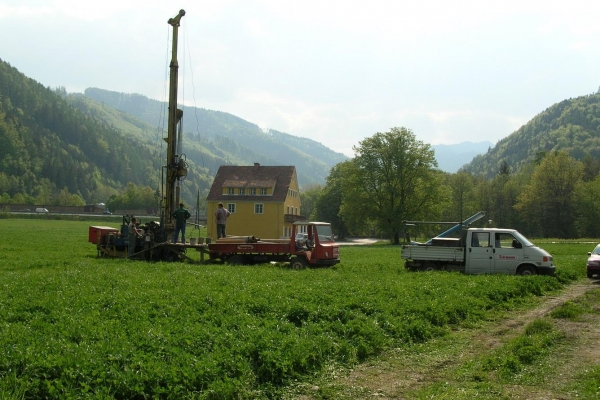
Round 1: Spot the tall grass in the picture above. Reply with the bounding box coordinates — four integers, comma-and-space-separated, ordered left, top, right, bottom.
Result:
0, 219, 586, 398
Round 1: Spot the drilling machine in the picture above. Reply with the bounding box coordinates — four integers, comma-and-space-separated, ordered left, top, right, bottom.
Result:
90, 10, 190, 261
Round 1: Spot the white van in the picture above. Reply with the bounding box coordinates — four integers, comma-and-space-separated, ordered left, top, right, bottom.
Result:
35, 208, 49, 213
402, 228, 555, 275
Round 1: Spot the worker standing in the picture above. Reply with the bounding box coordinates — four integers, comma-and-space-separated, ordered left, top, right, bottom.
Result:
128, 217, 141, 258
215, 202, 231, 239
171, 203, 191, 244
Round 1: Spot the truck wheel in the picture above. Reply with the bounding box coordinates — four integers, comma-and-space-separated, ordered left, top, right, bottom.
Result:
227, 255, 246, 265
290, 258, 307, 270
422, 263, 438, 271
588, 271, 594, 279
518, 265, 537, 276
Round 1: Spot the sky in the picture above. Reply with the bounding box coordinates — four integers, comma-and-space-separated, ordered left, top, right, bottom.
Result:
1, 0, 599, 157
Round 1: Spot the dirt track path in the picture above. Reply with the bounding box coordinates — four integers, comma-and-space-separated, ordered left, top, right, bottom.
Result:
297, 280, 600, 399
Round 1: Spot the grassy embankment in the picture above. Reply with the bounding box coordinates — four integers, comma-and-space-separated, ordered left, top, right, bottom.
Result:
0, 218, 595, 399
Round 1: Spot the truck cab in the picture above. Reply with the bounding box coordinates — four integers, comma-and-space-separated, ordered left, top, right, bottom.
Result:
290, 221, 340, 268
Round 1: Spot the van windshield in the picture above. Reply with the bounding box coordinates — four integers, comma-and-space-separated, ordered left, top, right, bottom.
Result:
513, 231, 534, 247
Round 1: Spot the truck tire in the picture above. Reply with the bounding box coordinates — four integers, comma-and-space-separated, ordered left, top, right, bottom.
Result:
518, 265, 537, 276
290, 257, 308, 270
588, 271, 594, 279
226, 255, 247, 265
422, 262, 438, 272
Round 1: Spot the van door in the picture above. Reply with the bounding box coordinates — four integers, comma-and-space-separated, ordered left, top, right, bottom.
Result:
492, 232, 523, 274
466, 232, 493, 274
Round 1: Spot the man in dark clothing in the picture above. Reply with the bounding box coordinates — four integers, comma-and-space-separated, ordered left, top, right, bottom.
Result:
215, 202, 231, 239
171, 203, 191, 244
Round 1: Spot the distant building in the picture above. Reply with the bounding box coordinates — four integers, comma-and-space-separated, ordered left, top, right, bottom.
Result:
206, 163, 305, 240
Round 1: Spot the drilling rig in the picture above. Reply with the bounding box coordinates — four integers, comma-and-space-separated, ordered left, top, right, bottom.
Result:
89, 9, 194, 262
164, 9, 188, 231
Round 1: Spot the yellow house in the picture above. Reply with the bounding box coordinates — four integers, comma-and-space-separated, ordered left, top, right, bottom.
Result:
206, 163, 305, 240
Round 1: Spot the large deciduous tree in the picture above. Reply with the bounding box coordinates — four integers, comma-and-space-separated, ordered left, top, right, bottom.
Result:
341, 127, 441, 244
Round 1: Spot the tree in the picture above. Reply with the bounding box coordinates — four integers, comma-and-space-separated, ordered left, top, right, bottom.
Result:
54, 186, 85, 206
445, 172, 477, 222
341, 127, 442, 244
11, 193, 27, 205
488, 173, 521, 229
574, 173, 600, 237
314, 163, 349, 240
299, 184, 322, 220
515, 151, 583, 238
498, 160, 511, 176
106, 182, 158, 211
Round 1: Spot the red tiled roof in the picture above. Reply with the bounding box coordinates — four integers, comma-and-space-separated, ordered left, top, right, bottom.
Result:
207, 164, 296, 203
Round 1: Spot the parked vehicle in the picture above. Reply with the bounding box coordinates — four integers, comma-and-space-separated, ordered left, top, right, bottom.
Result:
402, 214, 555, 276
208, 221, 340, 268
586, 244, 600, 278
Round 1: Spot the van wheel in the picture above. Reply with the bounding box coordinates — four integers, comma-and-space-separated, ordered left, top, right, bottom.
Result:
518, 265, 537, 276
290, 258, 307, 270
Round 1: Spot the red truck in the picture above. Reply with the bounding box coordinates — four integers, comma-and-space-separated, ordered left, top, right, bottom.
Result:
206, 221, 340, 268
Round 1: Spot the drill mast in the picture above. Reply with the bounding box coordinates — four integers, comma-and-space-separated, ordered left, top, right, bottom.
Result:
164, 9, 187, 223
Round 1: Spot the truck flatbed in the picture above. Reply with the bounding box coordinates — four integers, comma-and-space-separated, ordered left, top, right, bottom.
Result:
401, 244, 465, 262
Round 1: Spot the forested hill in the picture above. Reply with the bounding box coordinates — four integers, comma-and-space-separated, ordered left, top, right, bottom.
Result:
0, 59, 346, 206
461, 93, 600, 178
82, 88, 348, 186
0, 59, 178, 205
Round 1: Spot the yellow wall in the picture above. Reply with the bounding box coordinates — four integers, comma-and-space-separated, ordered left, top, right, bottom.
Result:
206, 171, 302, 240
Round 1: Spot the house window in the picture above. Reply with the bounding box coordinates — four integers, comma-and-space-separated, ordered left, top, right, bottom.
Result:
227, 203, 236, 213
227, 188, 234, 195
249, 188, 256, 195
239, 188, 245, 195
260, 188, 267, 195
286, 205, 290, 214
254, 203, 264, 214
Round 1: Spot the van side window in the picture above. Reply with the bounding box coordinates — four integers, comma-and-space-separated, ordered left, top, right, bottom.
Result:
496, 233, 518, 248
472, 232, 490, 247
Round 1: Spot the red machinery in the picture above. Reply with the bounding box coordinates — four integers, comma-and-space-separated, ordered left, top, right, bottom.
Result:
206, 222, 340, 268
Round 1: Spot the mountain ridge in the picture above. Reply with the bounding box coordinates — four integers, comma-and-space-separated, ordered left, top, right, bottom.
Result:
82, 87, 348, 186
460, 93, 600, 178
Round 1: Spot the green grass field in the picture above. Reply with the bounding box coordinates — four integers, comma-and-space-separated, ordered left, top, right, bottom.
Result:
0, 218, 591, 399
